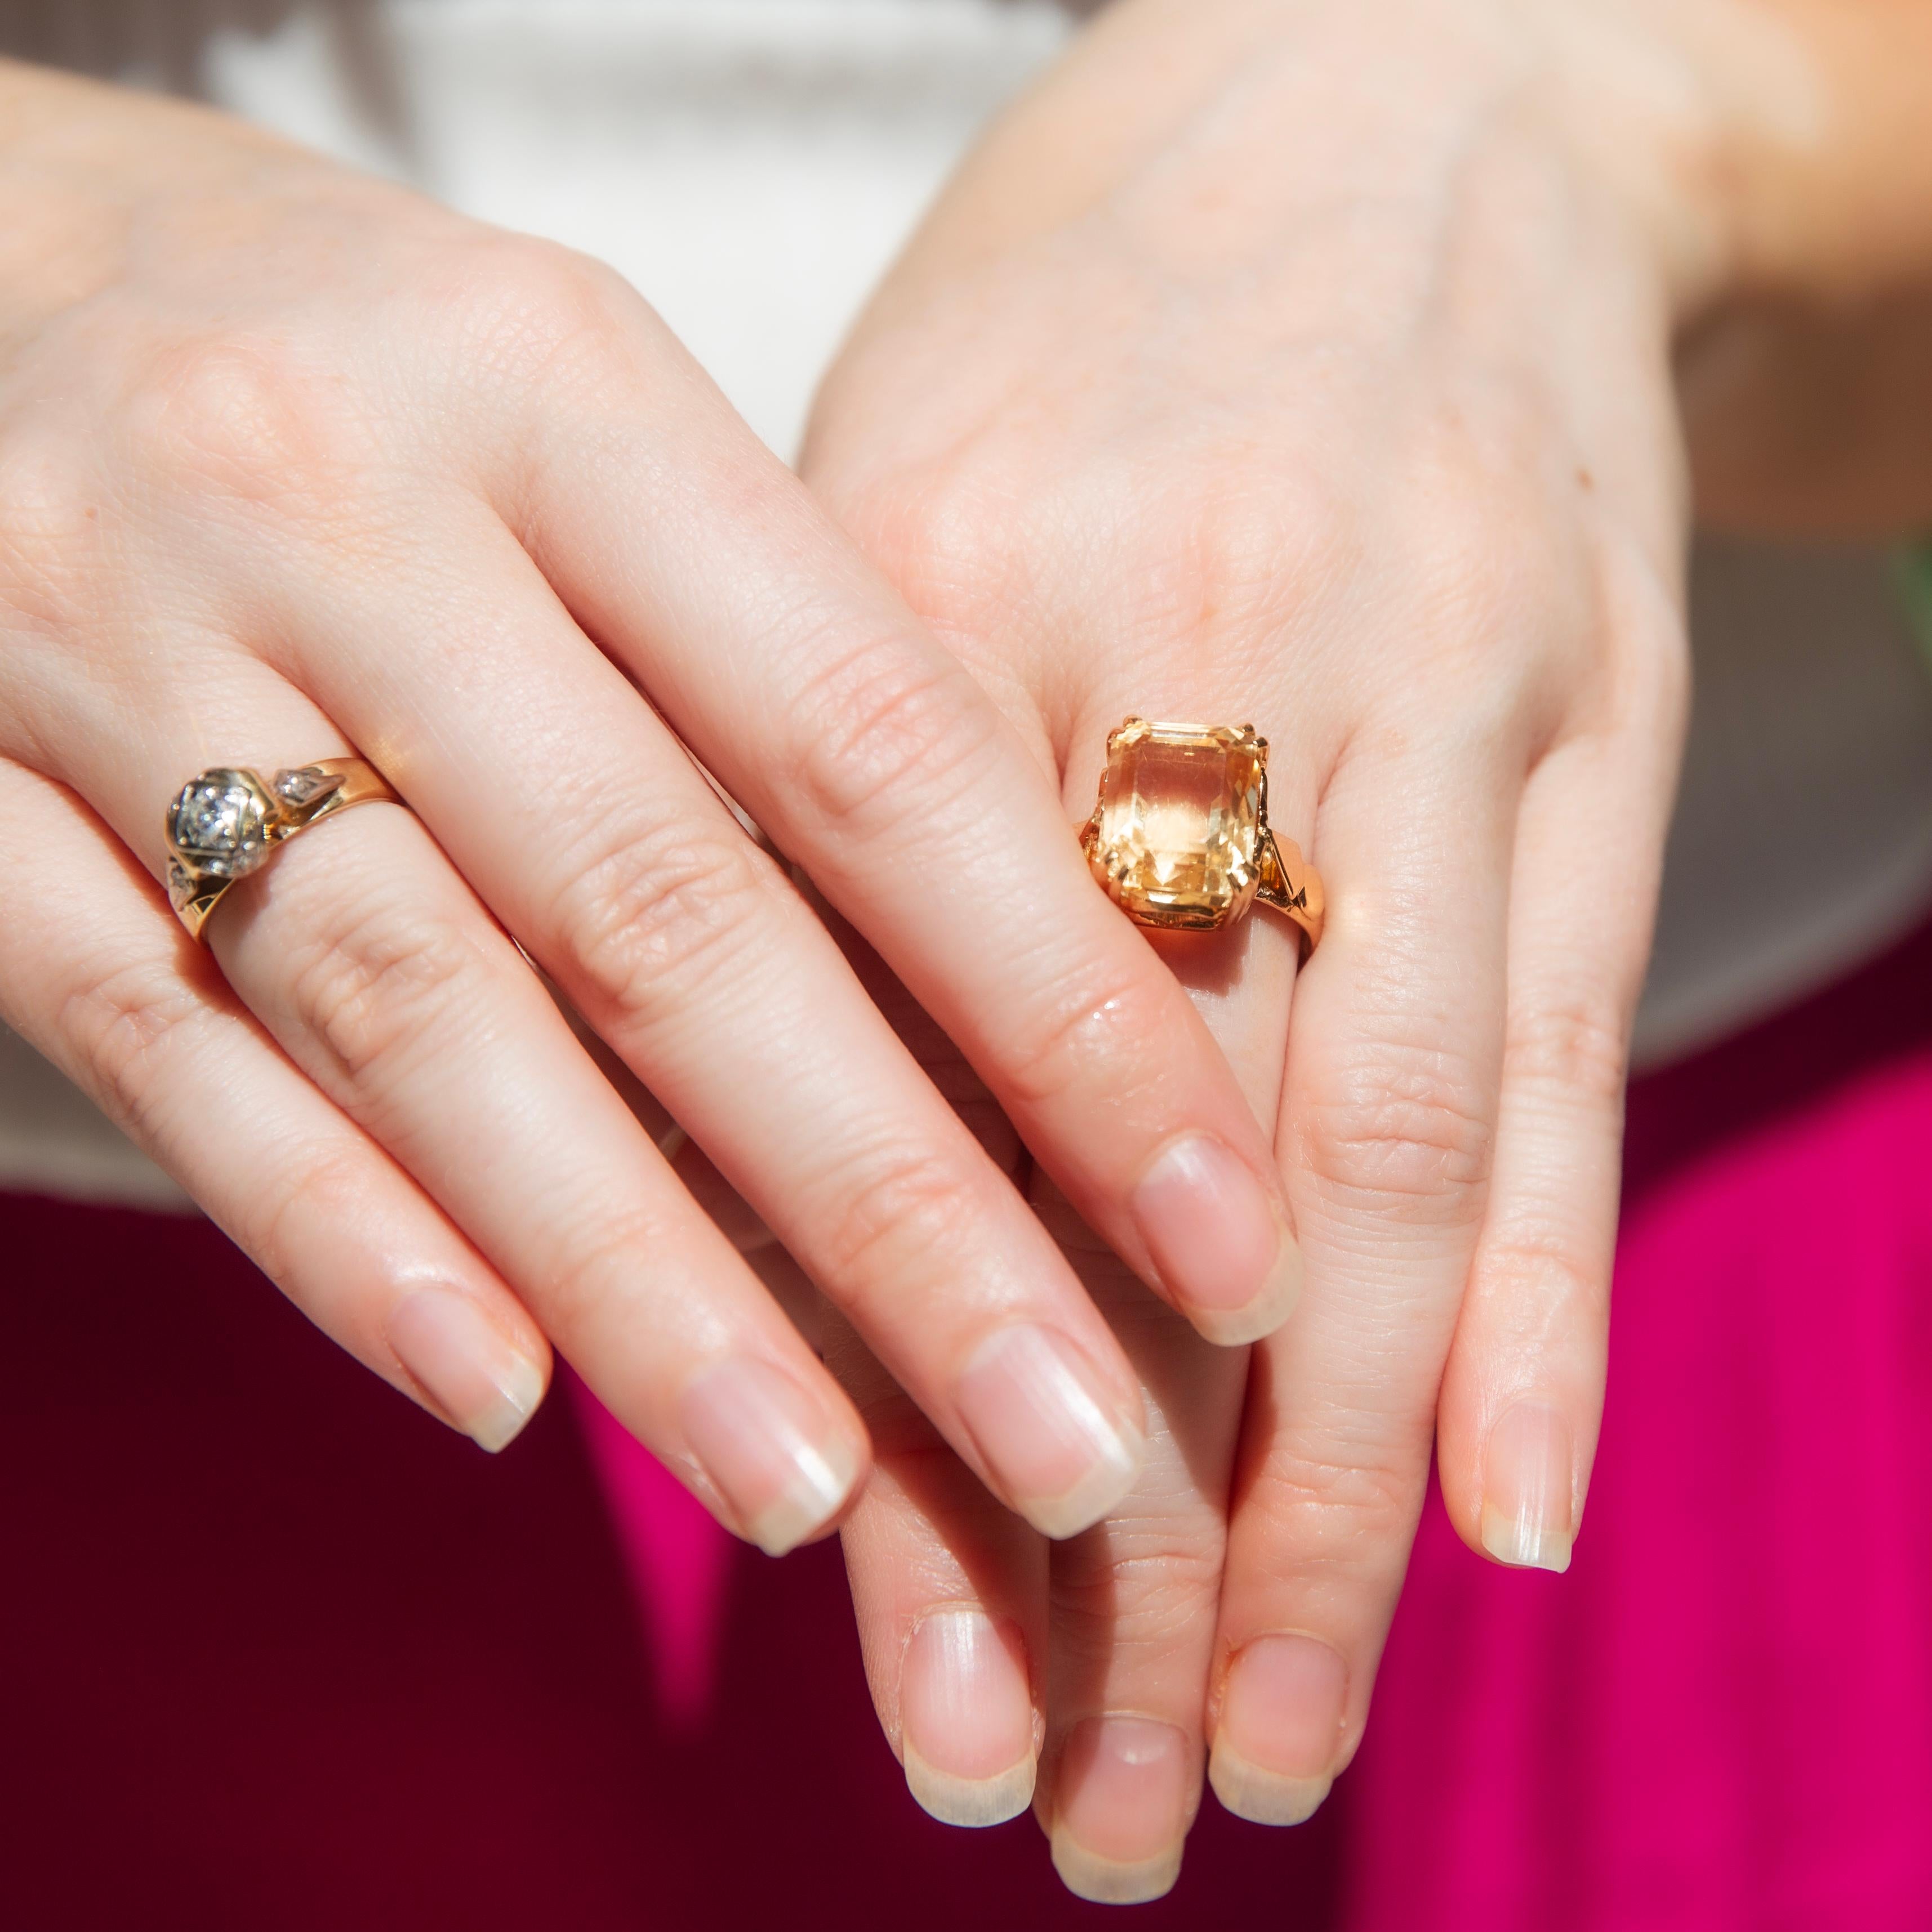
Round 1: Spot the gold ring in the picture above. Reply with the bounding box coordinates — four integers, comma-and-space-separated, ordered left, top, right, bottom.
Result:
1080, 718, 1324, 958
165, 756, 400, 942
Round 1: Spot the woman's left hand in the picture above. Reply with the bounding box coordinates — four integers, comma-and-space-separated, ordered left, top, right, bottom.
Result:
798, 0, 1730, 1896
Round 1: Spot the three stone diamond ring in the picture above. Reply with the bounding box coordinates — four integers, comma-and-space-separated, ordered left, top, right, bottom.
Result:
1081, 719, 1324, 959
164, 757, 400, 941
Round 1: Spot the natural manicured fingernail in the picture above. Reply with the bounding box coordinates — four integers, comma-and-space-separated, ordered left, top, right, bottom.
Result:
900, 1607, 1036, 1827
1132, 1134, 1299, 1345
1209, 1632, 1346, 1826
1050, 1715, 1190, 1904
679, 1355, 860, 1557
1480, 1401, 1575, 1573
388, 1285, 545, 1453
952, 1324, 1145, 1538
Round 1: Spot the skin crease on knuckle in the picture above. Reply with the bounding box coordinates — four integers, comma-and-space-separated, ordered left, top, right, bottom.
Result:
779, 623, 1015, 849
541, 807, 787, 1040
428, 229, 680, 431
995, 965, 1187, 1124
1050, 1539, 1231, 1657
1294, 1038, 1495, 1224
56, 954, 223, 1145
812, 1144, 1002, 1328
1239, 1446, 1422, 1578
278, 884, 502, 1103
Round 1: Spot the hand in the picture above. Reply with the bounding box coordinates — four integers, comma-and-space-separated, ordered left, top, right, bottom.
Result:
0, 61, 1303, 1556
802, 0, 1728, 1895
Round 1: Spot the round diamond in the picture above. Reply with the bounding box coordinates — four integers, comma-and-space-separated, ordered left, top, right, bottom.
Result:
168, 771, 270, 877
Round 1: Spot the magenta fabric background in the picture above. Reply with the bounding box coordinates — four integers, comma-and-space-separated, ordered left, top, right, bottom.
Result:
6, 912, 1931, 1925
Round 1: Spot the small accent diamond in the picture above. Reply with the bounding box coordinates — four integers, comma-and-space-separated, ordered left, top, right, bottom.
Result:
273, 766, 334, 808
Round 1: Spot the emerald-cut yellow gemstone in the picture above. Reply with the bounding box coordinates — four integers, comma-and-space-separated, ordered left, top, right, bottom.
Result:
1087, 719, 1267, 929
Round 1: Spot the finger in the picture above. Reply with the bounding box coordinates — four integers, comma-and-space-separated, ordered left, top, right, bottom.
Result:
24, 651, 874, 1559
221, 507, 1150, 1539
823, 929, 1048, 1827
831, 1306, 1049, 1831
1437, 633, 1683, 1569
493, 290, 1302, 1347
1036, 1212, 1245, 1905
1209, 742, 1513, 1827
0, 756, 550, 1452
1040, 749, 1301, 1901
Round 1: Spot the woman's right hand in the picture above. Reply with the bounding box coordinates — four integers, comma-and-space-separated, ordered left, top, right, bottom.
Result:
0, 62, 1301, 1555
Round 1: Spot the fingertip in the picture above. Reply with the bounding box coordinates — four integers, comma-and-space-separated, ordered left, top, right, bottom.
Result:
1133, 1133, 1301, 1346
678, 1354, 869, 1557
1475, 1400, 1577, 1575
1185, 1232, 1302, 1346
950, 1322, 1147, 1538
1208, 1739, 1333, 1827
386, 1283, 549, 1453
905, 1744, 1037, 1829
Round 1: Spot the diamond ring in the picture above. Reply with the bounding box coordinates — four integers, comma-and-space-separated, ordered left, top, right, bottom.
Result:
1080, 719, 1324, 958
164, 756, 400, 941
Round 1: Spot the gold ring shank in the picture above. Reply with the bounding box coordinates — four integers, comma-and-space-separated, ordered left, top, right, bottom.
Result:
1254, 829, 1325, 960
1080, 717, 1324, 960
165, 755, 400, 942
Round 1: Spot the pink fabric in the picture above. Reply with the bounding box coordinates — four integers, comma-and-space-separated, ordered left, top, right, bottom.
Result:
1352, 1048, 1932, 1929
566, 1366, 732, 1731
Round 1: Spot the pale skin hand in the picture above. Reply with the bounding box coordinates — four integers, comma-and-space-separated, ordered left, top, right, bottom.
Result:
802, 0, 1932, 1901
0, 62, 1315, 1559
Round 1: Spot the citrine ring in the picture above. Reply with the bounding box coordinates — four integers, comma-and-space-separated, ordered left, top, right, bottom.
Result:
164, 756, 400, 941
1080, 718, 1324, 959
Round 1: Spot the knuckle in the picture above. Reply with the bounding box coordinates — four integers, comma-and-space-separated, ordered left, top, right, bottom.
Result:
834, 469, 1017, 634
252, 1139, 373, 1281
784, 626, 1003, 837
59, 958, 210, 1132
1052, 1535, 1230, 1651
1475, 1234, 1605, 1331
289, 894, 493, 1096
1507, 996, 1630, 1114
1000, 966, 1183, 1115
1159, 468, 1351, 659
816, 1146, 981, 1303
1247, 1441, 1416, 1569
125, 331, 363, 509
445, 234, 658, 396
1300, 1043, 1493, 1221
547, 812, 777, 1026
533, 1198, 685, 1333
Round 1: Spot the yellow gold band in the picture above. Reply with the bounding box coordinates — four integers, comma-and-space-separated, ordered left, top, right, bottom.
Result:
164, 755, 400, 942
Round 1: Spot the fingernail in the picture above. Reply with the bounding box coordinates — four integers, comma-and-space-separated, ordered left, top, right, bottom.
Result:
1209, 1632, 1346, 1826
388, 1286, 545, 1453
900, 1607, 1036, 1827
679, 1355, 861, 1557
1049, 1715, 1190, 1904
1133, 1135, 1300, 1345
1480, 1401, 1575, 1572
952, 1324, 1145, 1539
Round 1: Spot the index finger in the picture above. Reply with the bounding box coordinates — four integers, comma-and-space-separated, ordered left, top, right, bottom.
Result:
499, 285, 1302, 1350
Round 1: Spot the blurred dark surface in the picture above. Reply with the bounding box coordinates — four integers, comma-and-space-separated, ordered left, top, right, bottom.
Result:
0, 1188, 1342, 1929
